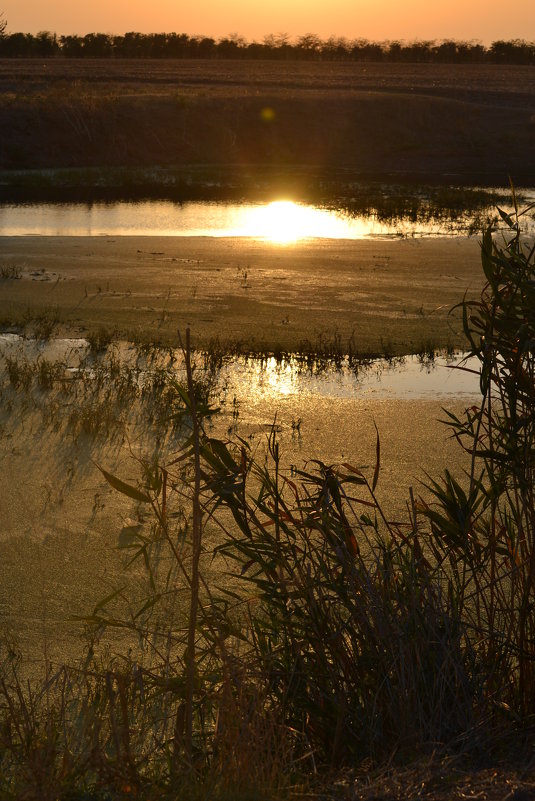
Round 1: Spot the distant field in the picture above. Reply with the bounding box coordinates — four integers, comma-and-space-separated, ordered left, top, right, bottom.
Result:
1, 59, 534, 103
1, 59, 534, 183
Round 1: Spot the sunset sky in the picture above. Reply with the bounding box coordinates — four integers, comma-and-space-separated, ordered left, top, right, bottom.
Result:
2, 0, 534, 43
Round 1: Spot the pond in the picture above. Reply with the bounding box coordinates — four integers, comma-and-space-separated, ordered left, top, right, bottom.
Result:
1, 190, 534, 241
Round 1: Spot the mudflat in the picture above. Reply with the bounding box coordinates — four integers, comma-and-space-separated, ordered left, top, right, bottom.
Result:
0, 234, 483, 354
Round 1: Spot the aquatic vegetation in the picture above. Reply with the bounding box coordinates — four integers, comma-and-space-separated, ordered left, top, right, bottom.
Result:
86, 325, 116, 354
330, 184, 510, 236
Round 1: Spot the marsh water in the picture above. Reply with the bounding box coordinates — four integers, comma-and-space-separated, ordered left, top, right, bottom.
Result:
1, 189, 534, 240
0, 188, 510, 397
0, 333, 480, 401
0, 186, 522, 407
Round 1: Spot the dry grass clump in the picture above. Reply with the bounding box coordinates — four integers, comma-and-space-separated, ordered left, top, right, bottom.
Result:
0, 263, 22, 280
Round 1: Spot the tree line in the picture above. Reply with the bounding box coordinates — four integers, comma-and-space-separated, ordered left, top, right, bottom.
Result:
0, 28, 534, 64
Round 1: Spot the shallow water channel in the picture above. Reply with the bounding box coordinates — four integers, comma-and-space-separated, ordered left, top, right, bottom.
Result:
0, 333, 480, 401
1, 191, 534, 240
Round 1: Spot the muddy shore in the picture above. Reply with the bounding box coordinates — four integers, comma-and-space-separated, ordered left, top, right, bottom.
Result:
0, 234, 483, 355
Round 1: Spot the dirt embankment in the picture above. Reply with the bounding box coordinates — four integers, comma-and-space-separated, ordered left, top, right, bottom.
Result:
1, 60, 534, 183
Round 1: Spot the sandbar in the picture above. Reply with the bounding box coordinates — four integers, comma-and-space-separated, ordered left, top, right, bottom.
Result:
0, 234, 484, 354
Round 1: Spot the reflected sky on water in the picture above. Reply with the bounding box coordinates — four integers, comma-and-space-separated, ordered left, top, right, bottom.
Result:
1, 195, 534, 240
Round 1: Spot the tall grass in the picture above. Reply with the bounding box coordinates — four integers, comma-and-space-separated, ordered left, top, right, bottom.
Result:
434, 193, 535, 716
1, 201, 535, 798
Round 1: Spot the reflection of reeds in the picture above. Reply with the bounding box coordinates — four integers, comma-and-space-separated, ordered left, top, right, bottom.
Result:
0, 341, 196, 442
199, 330, 433, 373
331, 185, 513, 236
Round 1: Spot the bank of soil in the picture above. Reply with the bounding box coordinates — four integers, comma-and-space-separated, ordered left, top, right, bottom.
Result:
0, 60, 534, 183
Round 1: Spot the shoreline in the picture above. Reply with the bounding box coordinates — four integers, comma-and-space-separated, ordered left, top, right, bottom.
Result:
1, 166, 532, 198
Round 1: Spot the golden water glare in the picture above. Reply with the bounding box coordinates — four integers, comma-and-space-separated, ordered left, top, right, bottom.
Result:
235, 200, 366, 243
7, 195, 529, 239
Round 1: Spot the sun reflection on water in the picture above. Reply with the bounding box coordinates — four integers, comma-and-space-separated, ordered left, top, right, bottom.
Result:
235, 200, 365, 243
7, 195, 532, 239
251, 357, 297, 395
219, 352, 481, 404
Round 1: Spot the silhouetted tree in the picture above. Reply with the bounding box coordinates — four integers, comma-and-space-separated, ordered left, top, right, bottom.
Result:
0, 26, 533, 63
490, 39, 535, 64
217, 33, 247, 58
34, 30, 59, 57
351, 39, 385, 61
81, 32, 114, 58
262, 32, 291, 59
194, 36, 216, 57
296, 33, 322, 59
321, 36, 351, 60
59, 34, 83, 57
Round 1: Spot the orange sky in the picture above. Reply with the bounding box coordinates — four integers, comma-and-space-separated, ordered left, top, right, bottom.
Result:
2, 0, 534, 43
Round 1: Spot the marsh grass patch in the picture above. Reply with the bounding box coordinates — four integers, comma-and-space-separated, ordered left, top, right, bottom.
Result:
0, 263, 22, 280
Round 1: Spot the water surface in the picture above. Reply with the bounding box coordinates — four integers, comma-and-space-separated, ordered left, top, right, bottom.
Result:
1, 194, 533, 241
0, 334, 480, 401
